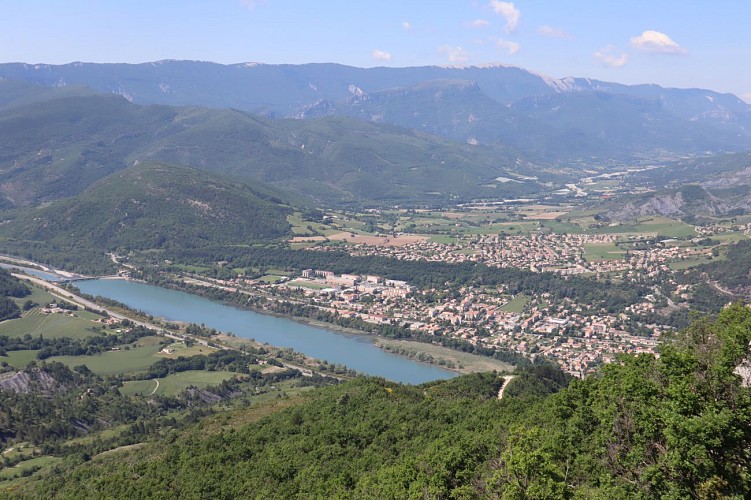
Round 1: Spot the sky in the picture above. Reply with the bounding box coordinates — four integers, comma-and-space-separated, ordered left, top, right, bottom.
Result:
2, 1, 750, 101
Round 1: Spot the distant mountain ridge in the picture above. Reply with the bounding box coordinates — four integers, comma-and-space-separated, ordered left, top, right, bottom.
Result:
0, 80, 543, 208
2, 60, 750, 161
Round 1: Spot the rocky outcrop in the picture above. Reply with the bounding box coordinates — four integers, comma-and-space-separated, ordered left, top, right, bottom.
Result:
0, 367, 63, 395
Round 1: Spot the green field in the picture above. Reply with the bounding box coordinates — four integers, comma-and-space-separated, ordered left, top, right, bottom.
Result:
375, 339, 514, 374
668, 257, 714, 270
287, 280, 330, 290
11, 285, 58, 309
590, 217, 696, 238
2, 350, 41, 369
583, 242, 626, 261
0, 307, 100, 340
500, 294, 530, 314
120, 370, 240, 397
0, 455, 61, 481
46, 336, 166, 375
428, 235, 458, 244
712, 232, 748, 243
258, 275, 287, 284
540, 220, 586, 234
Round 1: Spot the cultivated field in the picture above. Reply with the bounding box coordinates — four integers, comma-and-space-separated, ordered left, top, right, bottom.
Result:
0, 308, 100, 340
47, 336, 166, 375
119, 370, 240, 397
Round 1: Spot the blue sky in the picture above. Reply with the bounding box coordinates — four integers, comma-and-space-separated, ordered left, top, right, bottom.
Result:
3, 1, 750, 100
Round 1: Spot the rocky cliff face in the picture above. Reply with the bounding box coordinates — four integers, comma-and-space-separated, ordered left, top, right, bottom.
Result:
0, 367, 65, 395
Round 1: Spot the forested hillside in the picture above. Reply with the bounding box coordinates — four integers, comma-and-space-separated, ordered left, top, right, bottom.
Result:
0, 164, 292, 273
14, 304, 751, 498
0, 81, 541, 209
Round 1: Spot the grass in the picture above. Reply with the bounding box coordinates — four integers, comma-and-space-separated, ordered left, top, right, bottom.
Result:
156, 341, 215, 359
286, 280, 331, 290
540, 220, 586, 234
589, 217, 696, 238
287, 213, 339, 236
375, 339, 514, 374
428, 235, 458, 244
46, 336, 166, 375
712, 232, 748, 243
0, 307, 100, 340
500, 294, 530, 314
2, 350, 41, 369
668, 257, 713, 270
0, 455, 62, 481
119, 370, 240, 397
258, 275, 287, 284
1, 443, 36, 461
583, 243, 626, 261
12, 285, 57, 308
170, 263, 212, 273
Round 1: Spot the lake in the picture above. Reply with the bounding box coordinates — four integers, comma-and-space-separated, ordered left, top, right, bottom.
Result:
76, 279, 456, 384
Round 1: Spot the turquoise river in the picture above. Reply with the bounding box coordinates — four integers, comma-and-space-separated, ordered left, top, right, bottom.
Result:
76, 279, 456, 384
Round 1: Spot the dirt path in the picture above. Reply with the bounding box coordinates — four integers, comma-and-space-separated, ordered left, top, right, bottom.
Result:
497, 375, 516, 400
150, 379, 160, 396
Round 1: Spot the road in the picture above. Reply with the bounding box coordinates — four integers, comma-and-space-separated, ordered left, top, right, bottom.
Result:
11, 273, 185, 343
13, 272, 330, 378
497, 375, 516, 400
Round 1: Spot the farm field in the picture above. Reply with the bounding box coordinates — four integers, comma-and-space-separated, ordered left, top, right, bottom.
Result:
120, 370, 240, 397
583, 243, 626, 261
156, 341, 216, 359
0, 307, 100, 340
590, 217, 697, 238
2, 350, 41, 369
46, 336, 166, 375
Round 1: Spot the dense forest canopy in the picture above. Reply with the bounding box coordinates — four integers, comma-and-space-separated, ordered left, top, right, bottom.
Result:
13, 304, 750, 498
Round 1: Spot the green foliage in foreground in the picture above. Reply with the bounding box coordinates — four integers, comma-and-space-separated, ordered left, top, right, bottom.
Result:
17, 304, 751, 499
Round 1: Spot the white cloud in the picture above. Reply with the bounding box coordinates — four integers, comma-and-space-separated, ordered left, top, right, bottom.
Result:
402, 21, 412, 31
489, 1, 520, 33
630, 30, 686, 54
741, 92, 751, 104
496, 39, 520, 55
593, 45, 629, 68
371, 49, 392, 62
537, 25, 571, 39
465, 19, 490, 28
438, 45, 470, 63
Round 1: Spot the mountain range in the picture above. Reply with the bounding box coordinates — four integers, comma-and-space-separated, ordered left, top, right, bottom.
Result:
0, 79, 544, 209
2, 60, 750, 161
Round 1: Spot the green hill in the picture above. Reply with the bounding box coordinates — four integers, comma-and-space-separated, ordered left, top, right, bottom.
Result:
12, 304, 751, 499
0, 163, 292, 272
0, 81, 543, 209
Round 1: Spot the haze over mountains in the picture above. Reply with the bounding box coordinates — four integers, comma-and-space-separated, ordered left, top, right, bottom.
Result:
0, 79, 547, 209
2, 60, 750, 163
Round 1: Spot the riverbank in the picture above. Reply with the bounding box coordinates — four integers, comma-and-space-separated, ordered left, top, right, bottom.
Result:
375, 338, 514, 375
75, 278, 457, 383
153, 275, 522, 375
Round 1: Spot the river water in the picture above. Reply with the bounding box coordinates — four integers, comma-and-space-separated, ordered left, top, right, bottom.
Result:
76, 279, 456, 384
1, 263, 63, 281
